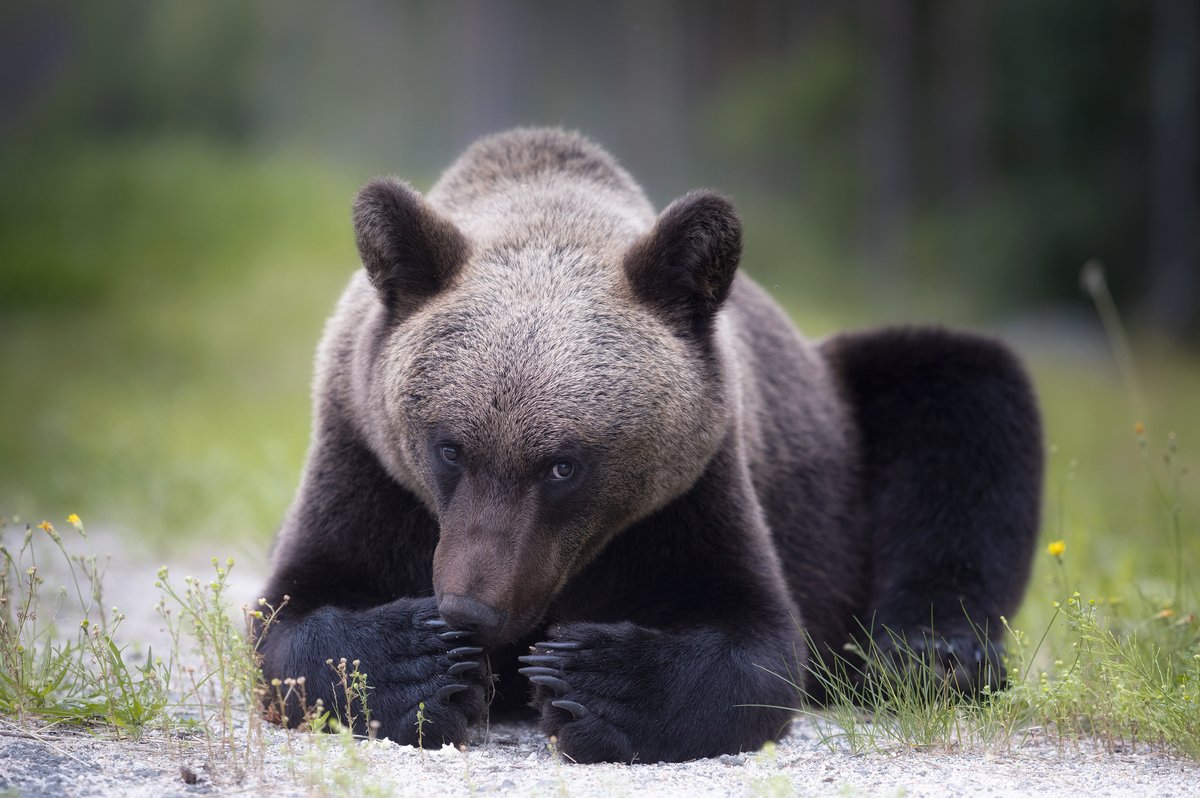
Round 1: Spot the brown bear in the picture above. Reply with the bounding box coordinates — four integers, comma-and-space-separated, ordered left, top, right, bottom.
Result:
257, 128, 1042, 764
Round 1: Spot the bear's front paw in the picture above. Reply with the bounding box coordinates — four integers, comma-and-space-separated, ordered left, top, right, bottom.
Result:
870, 629, 1006, 697
518, 621, 791, 762
519, 622, 649, 763
353, 605, 489, 746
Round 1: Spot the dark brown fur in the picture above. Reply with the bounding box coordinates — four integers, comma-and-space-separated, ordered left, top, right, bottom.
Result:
257, 128, 1042, 763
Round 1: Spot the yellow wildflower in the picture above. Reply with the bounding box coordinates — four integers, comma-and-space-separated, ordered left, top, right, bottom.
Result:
67, 513, 82, 527
1156, 608, 1175, 620
38, 520, 61, 542
1133, 421, 1145, 436
1047, 540, 1066, 558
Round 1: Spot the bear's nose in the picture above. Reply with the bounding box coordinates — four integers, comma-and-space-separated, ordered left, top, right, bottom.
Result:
437, 594, 507, 643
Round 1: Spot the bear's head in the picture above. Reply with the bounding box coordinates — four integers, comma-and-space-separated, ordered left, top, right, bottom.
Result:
351, 174, 742, 644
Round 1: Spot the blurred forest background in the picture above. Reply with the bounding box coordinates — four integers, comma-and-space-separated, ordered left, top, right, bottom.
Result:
0, 1, 1197, 621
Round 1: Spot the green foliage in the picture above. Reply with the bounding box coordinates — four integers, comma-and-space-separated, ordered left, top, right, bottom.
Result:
0, 143, 357, 544
302, 728, 394, 798
4, 1, 1187, 336
1013, 593, 1200, 758
790, 593, 1198, 759
299, 665, 392, 798
7, 1, 260, 145
708, 18, 864, 243
155, 557, 274, 776
790, 624, 1024, 755
0, 516, 168, 729
703, 0, 1170, 319
0, 512, 400, 790
415, 700, 427, 755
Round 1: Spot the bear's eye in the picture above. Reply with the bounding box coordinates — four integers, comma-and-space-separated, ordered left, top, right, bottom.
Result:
549, 461, 575, 481
440, 445, 461, 464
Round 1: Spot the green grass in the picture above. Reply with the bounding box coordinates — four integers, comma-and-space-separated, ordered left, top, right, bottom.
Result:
0, 141, 359, 547
0, 517, 168, 728
0, 516, 238, 734
0, 513, 393, 792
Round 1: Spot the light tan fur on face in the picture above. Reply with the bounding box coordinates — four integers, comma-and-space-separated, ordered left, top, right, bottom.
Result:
360, 130, 731, 527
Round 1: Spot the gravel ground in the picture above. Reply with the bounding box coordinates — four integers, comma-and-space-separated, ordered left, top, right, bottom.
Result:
2, 530, 1197, 797
2, 716, 1198, 798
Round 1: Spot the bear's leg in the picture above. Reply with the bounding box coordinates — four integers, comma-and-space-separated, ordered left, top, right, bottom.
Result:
256, 430, 489, 744
521, 448, 805, 763
820, 327, 1043, 693
521, 619, 800, 763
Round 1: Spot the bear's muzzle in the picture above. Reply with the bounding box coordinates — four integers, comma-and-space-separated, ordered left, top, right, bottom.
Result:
437, 593, 508, 643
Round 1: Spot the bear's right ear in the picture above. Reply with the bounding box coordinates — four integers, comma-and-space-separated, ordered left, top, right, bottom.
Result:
353, 178, 469, 315
624, 190, 742, 334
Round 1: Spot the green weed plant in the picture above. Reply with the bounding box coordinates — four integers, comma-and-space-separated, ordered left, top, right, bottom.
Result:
0, 515, 167, 729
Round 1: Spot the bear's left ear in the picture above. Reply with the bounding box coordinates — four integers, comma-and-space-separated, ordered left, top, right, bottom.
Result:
353, 177, 470, 316
624, 190, 742, 333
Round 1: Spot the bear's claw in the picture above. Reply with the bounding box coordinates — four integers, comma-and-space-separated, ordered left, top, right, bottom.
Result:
517, 654, 564, 667
430, 625, 486, 708
550, 700, 588, 719
447, 661, 480, 676
870, 630, 1006, 696
447, 646, 483, 660
537, 640, 585, 651
528, 674, 570, 695
438, 629, 475, 642
435, 683, 470, 701
517, 666, 560, 679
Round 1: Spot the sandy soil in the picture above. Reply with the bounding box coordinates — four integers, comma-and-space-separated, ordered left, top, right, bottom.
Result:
2, 531, 1197, 797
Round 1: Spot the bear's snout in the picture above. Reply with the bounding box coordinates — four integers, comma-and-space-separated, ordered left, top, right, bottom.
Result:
437, 593, 508, 643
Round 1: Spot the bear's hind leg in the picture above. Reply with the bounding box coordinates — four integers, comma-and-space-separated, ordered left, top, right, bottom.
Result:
821, 327, 1043, 693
